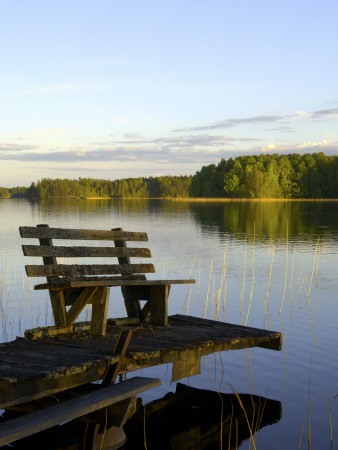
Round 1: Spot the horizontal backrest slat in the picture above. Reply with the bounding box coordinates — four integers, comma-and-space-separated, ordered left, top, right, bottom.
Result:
19, 227, 148, 242
25, 263, 155, 277
22, 245, 151, 258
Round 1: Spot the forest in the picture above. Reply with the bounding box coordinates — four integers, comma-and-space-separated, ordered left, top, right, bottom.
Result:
1, 152, 338, 199
11, 176, 192, 199
189, 152, 338, 198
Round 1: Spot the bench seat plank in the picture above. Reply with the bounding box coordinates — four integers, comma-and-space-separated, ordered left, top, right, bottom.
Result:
35, 279, 196, 290
0, 376, 161, 447
20, 227, 148, 241
22, 245, 151, 258
25, 263, 155, 277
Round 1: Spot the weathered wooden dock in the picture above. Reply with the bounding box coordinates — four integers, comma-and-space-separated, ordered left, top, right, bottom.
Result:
0, 225, 283, 447
0, 314, 281, 410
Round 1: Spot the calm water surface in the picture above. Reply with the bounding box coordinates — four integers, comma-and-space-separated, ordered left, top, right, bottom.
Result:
0, 199, 337, 449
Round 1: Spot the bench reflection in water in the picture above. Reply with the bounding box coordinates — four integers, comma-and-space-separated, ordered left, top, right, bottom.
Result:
2, 383, 281, 449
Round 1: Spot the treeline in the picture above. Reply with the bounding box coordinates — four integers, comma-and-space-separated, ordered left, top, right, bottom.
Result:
0, 186, 27, 198
190, 152, 338, 198
23, 176, 192, 199
3, 152, 338, 200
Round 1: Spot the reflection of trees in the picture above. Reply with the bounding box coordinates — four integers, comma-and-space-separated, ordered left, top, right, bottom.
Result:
188, 200, 338, 243
22, 198, 338, 244
27, 198, 194, 218
124, 383, 282, 449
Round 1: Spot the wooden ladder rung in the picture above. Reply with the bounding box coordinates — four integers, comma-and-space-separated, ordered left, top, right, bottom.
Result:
0, 376, 161, 447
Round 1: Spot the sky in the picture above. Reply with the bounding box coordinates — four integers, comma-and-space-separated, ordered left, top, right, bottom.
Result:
1, 0, 338, 186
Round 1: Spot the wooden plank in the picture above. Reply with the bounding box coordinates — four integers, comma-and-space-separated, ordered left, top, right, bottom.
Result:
0, 377, 161, 446
70, 279, 193, 286
171, 315, 280, 338
90, 287, 109, 335
0, 339, 111, 365
20, 226, 148, 241
33, 275, 148, 290
26, 263, 155, 277
65, 287, 98, 327
0, 359, 111, 409
22, 245, 151, 258
35, 278, 195, 290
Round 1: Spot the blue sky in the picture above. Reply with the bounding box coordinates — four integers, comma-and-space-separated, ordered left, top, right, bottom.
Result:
1, 0, 338, 186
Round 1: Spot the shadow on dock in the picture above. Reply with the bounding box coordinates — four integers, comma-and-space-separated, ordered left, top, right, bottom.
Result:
1, 383, 281, 449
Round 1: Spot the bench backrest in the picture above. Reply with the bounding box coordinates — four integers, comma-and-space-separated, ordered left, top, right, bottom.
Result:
20, 224, 154, 281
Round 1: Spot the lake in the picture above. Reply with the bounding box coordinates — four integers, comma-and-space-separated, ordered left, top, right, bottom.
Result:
1, 198, 337, 448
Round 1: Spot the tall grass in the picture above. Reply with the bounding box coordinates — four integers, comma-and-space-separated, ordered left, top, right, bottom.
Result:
245, 223, 255, 327
280, 219, 288, 315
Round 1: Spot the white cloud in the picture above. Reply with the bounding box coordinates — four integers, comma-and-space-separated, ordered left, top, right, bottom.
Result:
262, 142, 278, 152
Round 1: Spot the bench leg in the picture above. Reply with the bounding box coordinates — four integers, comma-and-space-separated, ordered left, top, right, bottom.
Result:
91, 287, 110, 336
149, 285, 170, 326
50, 291, 67, 327
121, 286, 142, 320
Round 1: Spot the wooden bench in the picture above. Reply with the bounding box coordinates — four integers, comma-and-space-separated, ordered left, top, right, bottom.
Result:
20, 225, 195, 335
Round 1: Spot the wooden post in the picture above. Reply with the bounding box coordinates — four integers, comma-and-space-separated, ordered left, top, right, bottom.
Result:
102, 329, 133, 385
36, 224, 66, 327
149, 285, 170, 325
90, 287, 110, 336
112, 227, 142, 320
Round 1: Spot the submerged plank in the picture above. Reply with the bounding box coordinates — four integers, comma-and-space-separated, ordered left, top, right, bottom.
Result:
0, 376, 161, 447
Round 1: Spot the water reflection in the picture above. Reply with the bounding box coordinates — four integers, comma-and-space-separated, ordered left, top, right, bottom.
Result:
187, 200, 338, 243
22, 198, 338, 244
124, 383, 281, 449
2, 384, 281, 449
1, 198, 337, 448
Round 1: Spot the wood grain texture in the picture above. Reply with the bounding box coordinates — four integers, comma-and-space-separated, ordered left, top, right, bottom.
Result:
20, 226, 148, 241
0, 314, 281, 409
25, 263, 155, 277
149, 285, 169, 326
22, 245, 151, 258
49, 290, 67, 327
113, 226, 142, 320
65, 287, 98, 327
0, 377, 161, 446
90, 287, 109, 336
34, 278, 195, 290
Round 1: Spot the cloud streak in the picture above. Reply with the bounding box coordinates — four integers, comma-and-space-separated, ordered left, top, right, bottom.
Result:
174, 107, 338, 133
173, 115, 286, 132
311, 108, 338, 118
1, 140, 337, 167
102, 134, 261, 147
0, 143, 38, 152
